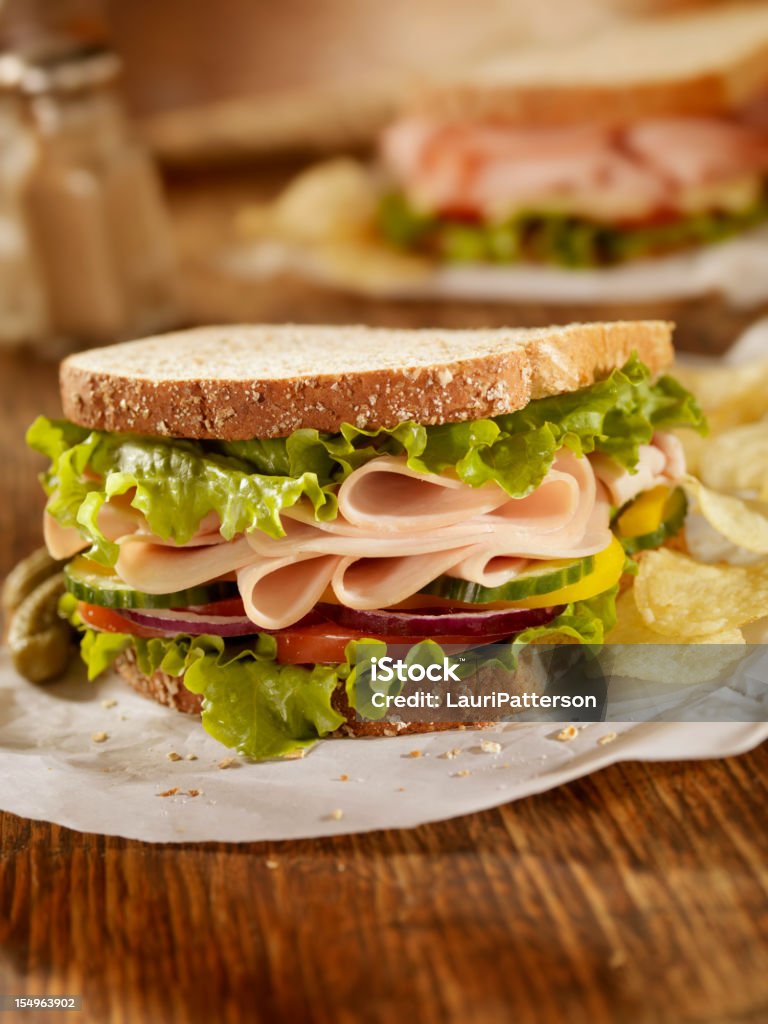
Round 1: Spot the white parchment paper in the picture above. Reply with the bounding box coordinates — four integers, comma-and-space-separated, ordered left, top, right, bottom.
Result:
3, 323, 768, 843
1, 649, 765, 843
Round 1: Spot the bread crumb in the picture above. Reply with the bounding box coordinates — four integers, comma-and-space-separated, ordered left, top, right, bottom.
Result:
166, 751, 182, 762
338, 773, 350, 781
396, 787, 406, 792
598, 732, 618, 746
555, 725, 579, 742
480, 739, 502, 754
453, 769, 472, 778
100, 699, 117, 709
186, 789, 202, 798
329, 808, 344, 821
407, 749, 423, 759
265, 859, 279, 870
440, 748, 462, 760
91, 732, 108, 743
157, 788, 179, 798
218, 757, 238, 769
185, 753, 198, 761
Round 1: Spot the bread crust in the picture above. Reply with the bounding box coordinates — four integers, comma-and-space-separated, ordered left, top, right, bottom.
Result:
410, 68, 768, 129
60, 321, 673, 440
114, 650, 475, 739
407, 4, 768, 126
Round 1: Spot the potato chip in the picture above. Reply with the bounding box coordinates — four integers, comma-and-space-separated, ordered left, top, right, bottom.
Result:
233, 158, 431, 290
697, 422, 768, 500
270, 159, 378, 243
314, 238, 430, 291
684, 476, 768, 553
604, 589, 745, 684
672, 359, 768, 430
684, 510, 767, 566
634, 548, 768, 637
234, 158, 377, 244
607, 588, 743, 645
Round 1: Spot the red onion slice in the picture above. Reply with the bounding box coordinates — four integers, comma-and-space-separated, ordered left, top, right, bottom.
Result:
317, 603, 561, 637
116, 603, 560, 640
119, 607, 261, 637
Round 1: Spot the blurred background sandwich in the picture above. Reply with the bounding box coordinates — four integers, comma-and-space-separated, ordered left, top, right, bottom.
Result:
2, 0, 768, 353
229, 2, 768, 352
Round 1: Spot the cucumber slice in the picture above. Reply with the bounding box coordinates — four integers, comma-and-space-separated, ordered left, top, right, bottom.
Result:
618, 486, 687, 555
420, 554, 594, 605
64, 556, 239, 609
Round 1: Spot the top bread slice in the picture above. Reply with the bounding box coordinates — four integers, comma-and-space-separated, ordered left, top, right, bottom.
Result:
408, 3, 768, 126
60, 321, 673, 440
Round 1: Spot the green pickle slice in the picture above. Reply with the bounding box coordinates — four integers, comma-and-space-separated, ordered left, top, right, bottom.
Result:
420, 554, 594, 605
64, 556, 239, 609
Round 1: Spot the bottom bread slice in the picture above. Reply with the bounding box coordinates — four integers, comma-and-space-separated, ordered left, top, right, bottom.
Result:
113, 649, 477, 739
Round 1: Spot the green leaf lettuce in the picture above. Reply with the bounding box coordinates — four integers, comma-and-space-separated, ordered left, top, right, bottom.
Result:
69, 588, 619, 760
29, 356, 704, 566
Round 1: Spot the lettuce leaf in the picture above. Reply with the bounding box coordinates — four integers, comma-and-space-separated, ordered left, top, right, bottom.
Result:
28, 419, 337, 565
29, 357, 704, 565
71, 586, 617, 759
511, 586, 619, 655
76, 628, 347, 760
378, 190, 768, 266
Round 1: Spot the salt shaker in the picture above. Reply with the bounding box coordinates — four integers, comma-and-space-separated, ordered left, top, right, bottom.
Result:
21, 46, 179, 345
0, 55, 47, 345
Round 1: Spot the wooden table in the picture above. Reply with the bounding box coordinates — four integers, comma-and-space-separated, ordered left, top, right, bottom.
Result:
1, 210, 767, 1024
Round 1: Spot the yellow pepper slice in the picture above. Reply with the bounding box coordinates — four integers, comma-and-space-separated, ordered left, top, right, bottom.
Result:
617, 485, 670, 539
507, 535, 626, 609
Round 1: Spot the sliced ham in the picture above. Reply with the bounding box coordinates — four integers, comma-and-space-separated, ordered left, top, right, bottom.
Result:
245, 514, 484, 558
331, 548, 475, 612
44, 514, 88, 560
625, 118, 768, 189
237, 555, 338, 630
47, 434, 685, 630
116, 536, 255, 594
653, 431, 686, 480
42, 499, 148, 559
447, 482, 611, 587
592, 432, 684, 507
382, 114, 768, 223
236, 449, 612, 622
336, 455, 508, 531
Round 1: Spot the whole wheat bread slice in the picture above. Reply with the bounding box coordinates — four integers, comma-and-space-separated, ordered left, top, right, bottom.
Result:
408, 3, 768, 126
114, 649, 479, 738
60, 321, 673, 440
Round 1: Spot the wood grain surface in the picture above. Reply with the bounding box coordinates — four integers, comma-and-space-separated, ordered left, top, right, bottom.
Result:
0, 207, 766, 1024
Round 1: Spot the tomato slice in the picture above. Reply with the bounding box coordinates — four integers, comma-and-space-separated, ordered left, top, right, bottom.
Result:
273, 623, 514, 665
274, 624, 362, 665
186, 597, 247, 617
78, 602, 170, 638
78, 603, 518, 665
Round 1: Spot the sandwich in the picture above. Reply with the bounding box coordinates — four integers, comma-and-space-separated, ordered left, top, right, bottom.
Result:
379, 4, 768, 268
233, 5, 768, 354
27, 321, 704, 760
